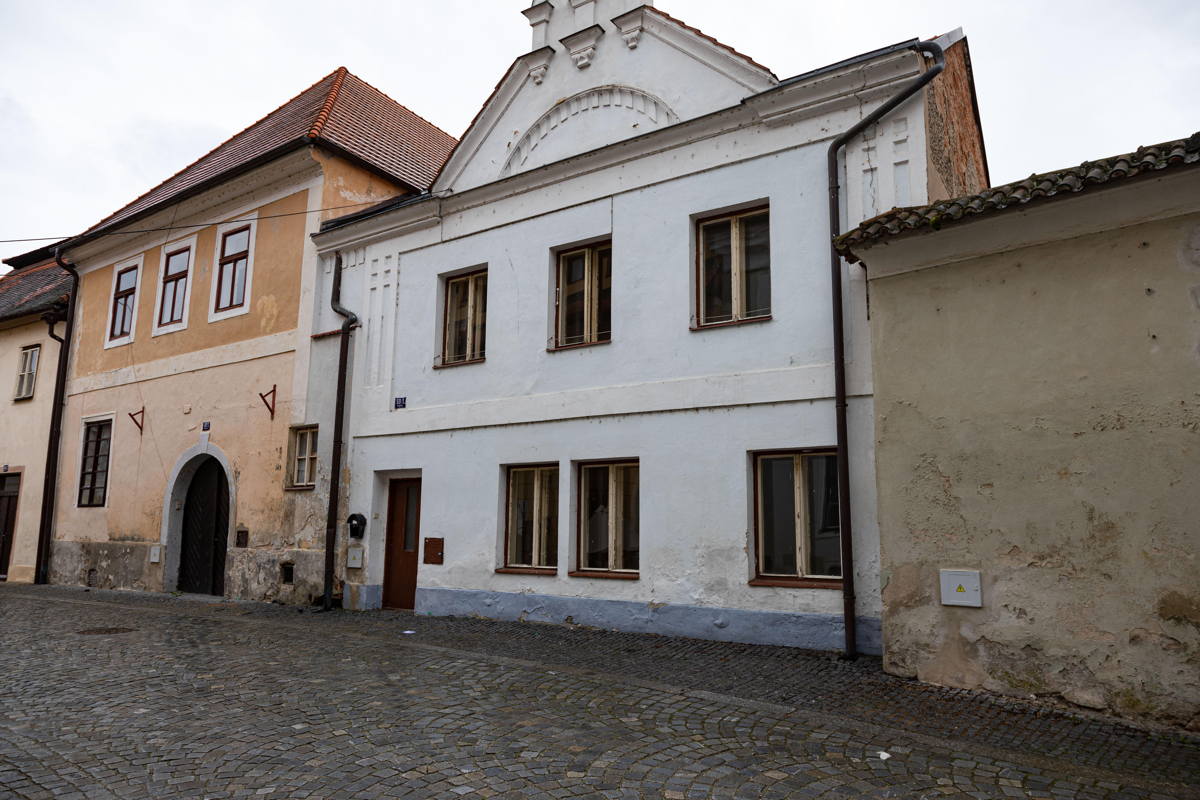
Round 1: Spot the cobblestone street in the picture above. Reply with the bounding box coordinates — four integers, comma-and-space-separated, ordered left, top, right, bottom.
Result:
0, 585, 1196, 799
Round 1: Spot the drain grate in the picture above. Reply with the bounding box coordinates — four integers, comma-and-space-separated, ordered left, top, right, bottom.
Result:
76, 627, 135, 635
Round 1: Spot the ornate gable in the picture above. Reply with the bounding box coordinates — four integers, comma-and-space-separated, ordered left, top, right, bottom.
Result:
435, 1, 777, 194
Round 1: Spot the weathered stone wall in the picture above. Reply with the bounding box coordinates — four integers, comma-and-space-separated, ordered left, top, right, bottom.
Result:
869, 211, 1200, 727
924, 39, 989, 201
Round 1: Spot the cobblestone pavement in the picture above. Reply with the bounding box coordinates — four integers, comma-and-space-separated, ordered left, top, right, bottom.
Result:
0, 586, 1196, 799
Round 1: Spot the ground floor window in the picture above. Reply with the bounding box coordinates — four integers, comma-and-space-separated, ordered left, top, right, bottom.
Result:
289, 426, 318, 488
78, 420, 112, 507
578, 461, 639, 573
505, 465, 558, 569
755, 451, 841, 580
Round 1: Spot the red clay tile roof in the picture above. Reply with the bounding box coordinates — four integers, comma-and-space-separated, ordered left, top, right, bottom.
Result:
836, 132, 1200, 260
83, 68, 456, 238
0, 261, 73, 324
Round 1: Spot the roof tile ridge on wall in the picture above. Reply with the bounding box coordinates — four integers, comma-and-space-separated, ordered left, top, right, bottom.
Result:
83, 68, 345, 236
309, 67, 349, 139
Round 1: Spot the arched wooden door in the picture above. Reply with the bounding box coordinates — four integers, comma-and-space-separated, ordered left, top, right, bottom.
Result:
178, 458, 229, 595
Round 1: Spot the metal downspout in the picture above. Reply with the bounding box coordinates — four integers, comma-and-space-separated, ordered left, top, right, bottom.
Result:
323, 252, 357, 610
34, 248, 79, 584
827, 41, 945, 658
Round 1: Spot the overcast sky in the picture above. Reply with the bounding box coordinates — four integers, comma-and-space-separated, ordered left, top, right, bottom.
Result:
1, 0, 1196, 269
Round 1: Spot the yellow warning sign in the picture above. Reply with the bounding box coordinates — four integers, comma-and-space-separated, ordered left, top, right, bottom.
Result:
956, 585, 966, 593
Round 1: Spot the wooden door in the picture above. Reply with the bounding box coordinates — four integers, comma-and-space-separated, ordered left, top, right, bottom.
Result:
178, 458, 229, 595
0, 474, 19, 580
382, 478, 422, 610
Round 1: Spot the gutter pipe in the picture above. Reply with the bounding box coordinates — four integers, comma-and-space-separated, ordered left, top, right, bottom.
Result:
827, 41, 945, 659
34, 248, 79, 584
322, 252, 356, 610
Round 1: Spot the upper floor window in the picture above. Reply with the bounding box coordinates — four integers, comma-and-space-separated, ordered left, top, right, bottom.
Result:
210, 215, 257, 322
696, 206, 771, 327
555, 242, 611, 348
78, 419, 112, 507
753, 451, 841, 583
154, 237, 195, 334
215, 226, 250, 312
575, 460, 639, 576
110, 265, 138, 341
441, 269, 487, 366
505, 464, 558, 571
104, 256, 142, 348
13, 345, 39, 400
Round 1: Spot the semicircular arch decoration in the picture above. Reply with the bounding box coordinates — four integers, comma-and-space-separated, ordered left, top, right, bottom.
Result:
501, 85, 680, 177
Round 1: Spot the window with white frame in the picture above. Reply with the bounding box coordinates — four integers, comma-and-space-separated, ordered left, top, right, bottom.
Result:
157, 245, 192, 328
505, 465, 558, 569
78, 419, 112, 507
754, 451, 841, 580
215, 225, 251, 312
289, 426, 318, 488
696, 206, 771, 326
14, 345, 40, 400
109, 265, 138, 341
555, 242, 611, 348
441, 269, 487, 365
578, 461, 639, 573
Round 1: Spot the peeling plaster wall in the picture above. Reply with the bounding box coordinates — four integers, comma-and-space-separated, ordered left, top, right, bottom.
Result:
51, 351, 331, 601
869, 211, 1200, 726
923, 39, 988, 201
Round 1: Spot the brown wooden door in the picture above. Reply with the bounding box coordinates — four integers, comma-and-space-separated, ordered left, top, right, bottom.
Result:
0, 474, 20, 580
382, 478, 422, 610
178, 458, 229, 596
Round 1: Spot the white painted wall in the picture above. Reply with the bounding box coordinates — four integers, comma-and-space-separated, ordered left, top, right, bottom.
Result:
315, 4, 943, 647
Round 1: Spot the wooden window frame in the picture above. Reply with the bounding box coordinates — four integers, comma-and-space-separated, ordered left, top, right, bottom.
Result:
13, 344, 40, 400
152, 236, 197, 335
77, 418, 113, 508
287, 426, 318, 489
104, 255, 142, 348
750, 449, 843, 589
570, 459, 640, 579
694, 205, 772, 329
109, 266, 138, 341
438, 268, 487, 367
552, 241, 612, 350
214, 225, 251, 313
498, 463, 559, 575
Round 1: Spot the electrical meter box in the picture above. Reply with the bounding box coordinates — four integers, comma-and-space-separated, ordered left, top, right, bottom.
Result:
939, 569, 982, 607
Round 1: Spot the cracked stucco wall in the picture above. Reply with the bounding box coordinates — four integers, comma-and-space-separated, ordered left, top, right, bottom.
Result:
868, 210, 1200, 727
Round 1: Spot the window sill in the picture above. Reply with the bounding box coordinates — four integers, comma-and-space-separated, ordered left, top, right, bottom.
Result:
547, 339, 611, 353
283, 484, 316, 492
151, 323, 188, 338
568, 570, 639, 580
749, 576, 843, 589
690, 315, 772, 332
433, 357, 485, 370
12, 395, 34, 403
495, 566, 557, 576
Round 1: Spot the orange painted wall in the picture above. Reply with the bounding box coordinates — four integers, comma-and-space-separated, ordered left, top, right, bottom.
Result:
74, 189, 309, 377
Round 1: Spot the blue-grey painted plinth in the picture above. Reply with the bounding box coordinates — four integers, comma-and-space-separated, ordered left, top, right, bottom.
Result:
415, 587, 881, 654
345, 583, 383, 611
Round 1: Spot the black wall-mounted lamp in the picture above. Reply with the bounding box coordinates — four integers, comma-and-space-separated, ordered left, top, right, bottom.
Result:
347, 513, 367, 540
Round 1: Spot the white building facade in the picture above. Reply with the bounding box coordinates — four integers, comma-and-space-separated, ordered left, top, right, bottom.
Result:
313, 0, 987, 653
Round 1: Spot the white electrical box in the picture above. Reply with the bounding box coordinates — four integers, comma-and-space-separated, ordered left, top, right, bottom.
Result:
346, 547, 364, 569
939, 569, 982, 607
148, 545, 162, 564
